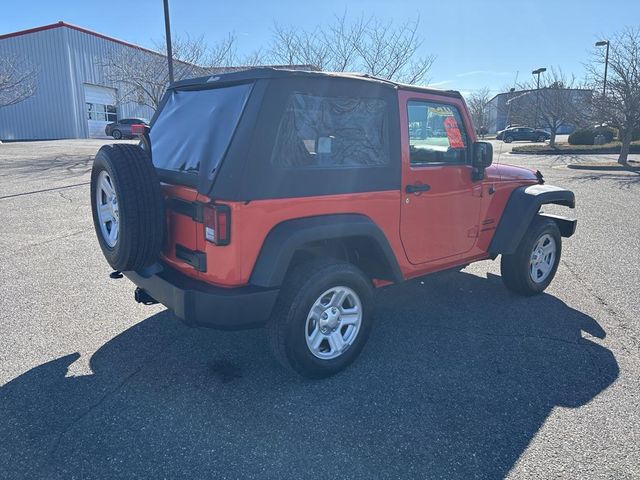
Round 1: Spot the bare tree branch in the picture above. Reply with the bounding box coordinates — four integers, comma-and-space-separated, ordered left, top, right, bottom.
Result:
586, 27, 640, 165
0, 54, 38, 108
465, 87, 492, 135
99, 34, 211, 112
268, 14, 434, 83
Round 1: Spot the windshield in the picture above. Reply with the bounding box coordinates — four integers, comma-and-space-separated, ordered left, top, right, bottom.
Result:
150, 83, 252, 177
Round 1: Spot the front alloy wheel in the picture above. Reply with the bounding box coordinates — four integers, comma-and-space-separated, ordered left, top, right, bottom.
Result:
500, 216, 562, 295
529, 233, 556, 284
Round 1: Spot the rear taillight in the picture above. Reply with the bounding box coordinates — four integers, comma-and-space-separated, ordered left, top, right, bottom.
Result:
203, 204, 230, 245
130, 124, 149, 136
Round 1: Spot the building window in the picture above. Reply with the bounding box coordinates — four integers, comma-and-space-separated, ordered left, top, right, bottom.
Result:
86, 102, 117, 122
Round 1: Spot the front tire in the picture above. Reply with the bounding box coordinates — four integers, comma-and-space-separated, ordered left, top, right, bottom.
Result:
112, 129, 122, 140
504, 136, 513, 143
500, 216, 561, 295
537, 135, 546, 142
268, 260, 374, 379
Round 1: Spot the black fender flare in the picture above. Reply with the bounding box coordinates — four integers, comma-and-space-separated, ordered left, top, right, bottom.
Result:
249, 214, 403, 288
489, 184, 576, 256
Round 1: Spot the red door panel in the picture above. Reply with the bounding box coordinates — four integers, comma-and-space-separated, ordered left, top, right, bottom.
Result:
398, 91, 483, 265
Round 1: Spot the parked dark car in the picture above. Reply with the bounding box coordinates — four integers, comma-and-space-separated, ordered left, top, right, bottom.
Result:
496, 127, 550, 143
105, 118, 149, 139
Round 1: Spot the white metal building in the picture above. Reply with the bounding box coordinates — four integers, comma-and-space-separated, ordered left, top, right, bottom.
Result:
0, 22, 158, 140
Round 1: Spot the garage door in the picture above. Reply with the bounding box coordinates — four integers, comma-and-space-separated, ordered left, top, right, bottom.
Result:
84, 84, 117, 138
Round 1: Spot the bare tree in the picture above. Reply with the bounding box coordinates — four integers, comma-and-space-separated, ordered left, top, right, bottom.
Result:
270, 24, 333, 70
465, 87, 492, 134
587, 27, 640, 166
509, 68, 590, 147
100, 35, 210, 112
0, 54, 37, 108
268, 14, 435, 84
206, 33, 238, 67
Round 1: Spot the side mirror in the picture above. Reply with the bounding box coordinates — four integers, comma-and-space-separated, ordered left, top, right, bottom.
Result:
472, 141, 493, 181
473, 141, 493, 168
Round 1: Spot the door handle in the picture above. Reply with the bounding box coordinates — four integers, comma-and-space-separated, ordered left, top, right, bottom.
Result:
405, 184, 431, 194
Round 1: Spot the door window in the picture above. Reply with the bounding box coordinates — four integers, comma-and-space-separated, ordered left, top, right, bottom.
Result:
407, 101, 468, 164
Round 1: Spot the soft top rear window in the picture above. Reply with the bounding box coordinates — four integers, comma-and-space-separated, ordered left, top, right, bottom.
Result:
150, 83, 252, 178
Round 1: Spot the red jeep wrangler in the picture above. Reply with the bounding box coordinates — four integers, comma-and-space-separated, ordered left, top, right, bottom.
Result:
90, 69, 576, 378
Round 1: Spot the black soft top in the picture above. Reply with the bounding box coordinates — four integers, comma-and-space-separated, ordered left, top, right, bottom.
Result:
169, 67, 463, 99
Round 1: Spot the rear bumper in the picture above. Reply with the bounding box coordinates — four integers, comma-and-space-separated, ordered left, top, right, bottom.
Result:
124, 263, 279, 330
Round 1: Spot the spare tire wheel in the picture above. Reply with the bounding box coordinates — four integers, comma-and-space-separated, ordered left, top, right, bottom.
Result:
90, 144, 165, 271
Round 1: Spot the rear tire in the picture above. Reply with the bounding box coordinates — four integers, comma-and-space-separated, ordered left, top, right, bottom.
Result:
504, 136, 513, 143
500, 216, 561, 296
90, 144, 164, 271
268, 259, 374, 379
537, 135, 546, 142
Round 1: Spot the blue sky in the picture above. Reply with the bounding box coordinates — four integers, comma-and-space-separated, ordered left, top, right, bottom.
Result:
2, 0, 638, 97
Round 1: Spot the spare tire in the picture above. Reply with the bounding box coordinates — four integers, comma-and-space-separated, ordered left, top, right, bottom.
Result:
90, 144, 164, 271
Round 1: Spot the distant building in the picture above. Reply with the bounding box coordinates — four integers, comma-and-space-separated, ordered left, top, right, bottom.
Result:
0, 22, 164, 140
485, 88, 592, 134
0, 22, 316, 141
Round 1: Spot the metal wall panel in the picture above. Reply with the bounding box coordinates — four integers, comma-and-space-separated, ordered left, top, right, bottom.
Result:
0, 28, 76, 140
0, 26, 155, 140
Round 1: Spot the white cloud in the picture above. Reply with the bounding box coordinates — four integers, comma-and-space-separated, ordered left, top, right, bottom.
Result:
428, 79, 453, 87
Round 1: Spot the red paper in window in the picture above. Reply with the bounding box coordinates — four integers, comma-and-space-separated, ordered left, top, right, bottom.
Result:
444, 116, 465, 149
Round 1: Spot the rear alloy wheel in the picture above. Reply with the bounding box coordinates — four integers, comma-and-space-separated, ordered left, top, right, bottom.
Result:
504, 136, 513, 143
500, 216, 562, 295
268, 260, 373, 378
305, 286, 363, 360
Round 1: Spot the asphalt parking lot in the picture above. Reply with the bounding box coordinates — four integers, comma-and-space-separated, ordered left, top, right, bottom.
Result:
1, 139, 638, 479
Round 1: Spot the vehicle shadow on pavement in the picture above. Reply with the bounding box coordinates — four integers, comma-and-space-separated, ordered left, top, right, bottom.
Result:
0, 271, 618, 479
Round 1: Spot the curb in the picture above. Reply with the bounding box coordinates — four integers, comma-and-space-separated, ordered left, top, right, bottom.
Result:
567, 164, 640, 172
511, 147, 640, 155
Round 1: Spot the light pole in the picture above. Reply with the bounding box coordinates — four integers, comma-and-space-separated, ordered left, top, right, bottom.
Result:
595, 40, 610, 96
163, 0, 175, 84
532, 67, 546, 128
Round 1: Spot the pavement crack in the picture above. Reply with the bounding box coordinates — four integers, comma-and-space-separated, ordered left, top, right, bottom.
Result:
14, 229, 91, 253
58, 190, 74, 202
45, 360, 148, 469
41, 333, 185, 474
561, 259, 639, 353
0, 181, 90, 200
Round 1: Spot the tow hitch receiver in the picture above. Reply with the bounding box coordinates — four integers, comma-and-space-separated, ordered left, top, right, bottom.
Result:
134, 287, 158, 305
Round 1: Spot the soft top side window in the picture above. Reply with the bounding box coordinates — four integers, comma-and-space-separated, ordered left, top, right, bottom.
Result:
407, 100, 469, 165
271, 93, 389, 168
